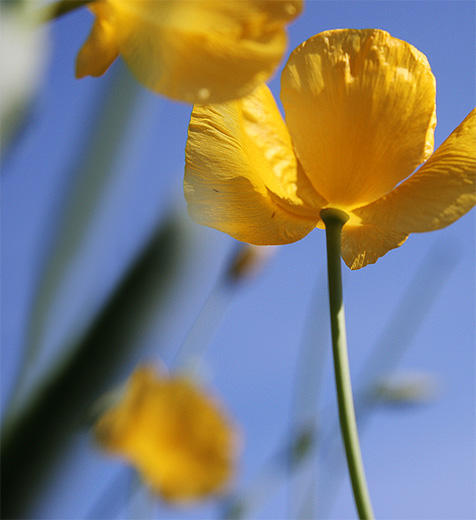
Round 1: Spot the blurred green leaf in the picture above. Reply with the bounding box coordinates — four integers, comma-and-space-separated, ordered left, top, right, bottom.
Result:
0, 0, 50, 154
1, 215, 185, 519
8, 63, 143, 415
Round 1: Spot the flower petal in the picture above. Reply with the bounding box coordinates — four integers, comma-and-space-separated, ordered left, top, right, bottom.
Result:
106, 0, 302, 103
76, 3, 119, 78
341, 224, 408, 270
354, 108, 476, 232
281, 29, 436, 209
185, 84, 324, 245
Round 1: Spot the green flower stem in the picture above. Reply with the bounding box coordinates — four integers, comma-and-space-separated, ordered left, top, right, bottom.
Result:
320, 208, 375, 520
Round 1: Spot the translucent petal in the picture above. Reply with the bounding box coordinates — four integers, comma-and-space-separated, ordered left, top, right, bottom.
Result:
281, 29, 436, 209
104, 0, 302, 102
75, 3, 119, 78
354, 108, 476, 232
341, 224, 408, 270
185, 84, 324, 245
95, 367, 237, 502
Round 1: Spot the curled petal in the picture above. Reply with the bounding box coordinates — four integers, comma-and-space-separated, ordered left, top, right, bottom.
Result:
281, 29, 436, 209
355, 108, 476, 232
95, 0, 302, 102
341, 224, 408, 270
76, 2, 119, 78
185, 84, 323, 245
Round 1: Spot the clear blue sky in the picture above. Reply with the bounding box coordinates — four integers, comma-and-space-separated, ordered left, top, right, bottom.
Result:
1, 1, 475, 519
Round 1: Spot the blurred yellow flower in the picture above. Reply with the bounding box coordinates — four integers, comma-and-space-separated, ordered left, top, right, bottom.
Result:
76, 0, 302, 103
184, 29, 476, 268
94, 366, 238, 503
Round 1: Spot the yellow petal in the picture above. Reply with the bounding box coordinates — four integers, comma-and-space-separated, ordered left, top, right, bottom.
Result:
341, 224, 408, 270
281, 29, 436, 209
104, 0, 302, 102
75, 3, 119, 78
354, 108, 476, 232
95, 366, 237, 503
184, 84, 324, 245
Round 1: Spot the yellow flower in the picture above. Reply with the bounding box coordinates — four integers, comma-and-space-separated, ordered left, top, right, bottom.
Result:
94, 366, 238, 503
184, 29, 476, 269
76, 0, 302, 103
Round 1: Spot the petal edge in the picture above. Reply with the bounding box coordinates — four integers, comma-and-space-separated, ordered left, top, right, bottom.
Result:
341, 224, 408, 269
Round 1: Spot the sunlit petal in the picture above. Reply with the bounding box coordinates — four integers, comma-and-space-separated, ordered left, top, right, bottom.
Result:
98, 0, 302, 102
75, 3, 119, 78
281, 29, 436, 209
185, 84, 323, 245
354, 108, 476, 232
341, 224, 408, 270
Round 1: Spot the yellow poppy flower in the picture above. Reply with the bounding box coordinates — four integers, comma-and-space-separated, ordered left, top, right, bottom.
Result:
76, 0, 302, 103
94, 366, 238, 503
184, 29, 476, 269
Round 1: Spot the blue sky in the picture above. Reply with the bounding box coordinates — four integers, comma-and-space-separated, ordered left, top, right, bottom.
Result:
1, 1, 475, 519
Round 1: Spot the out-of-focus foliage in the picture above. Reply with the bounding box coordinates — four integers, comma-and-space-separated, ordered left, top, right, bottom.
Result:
0, 0, 50, 152
1, 217, 185, 518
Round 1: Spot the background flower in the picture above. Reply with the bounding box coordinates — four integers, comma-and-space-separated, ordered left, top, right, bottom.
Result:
95, 366, 238, 503
76, 0, 302, 103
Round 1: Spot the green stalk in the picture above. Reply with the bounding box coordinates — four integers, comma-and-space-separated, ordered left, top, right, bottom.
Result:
320, 208, 374, 520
